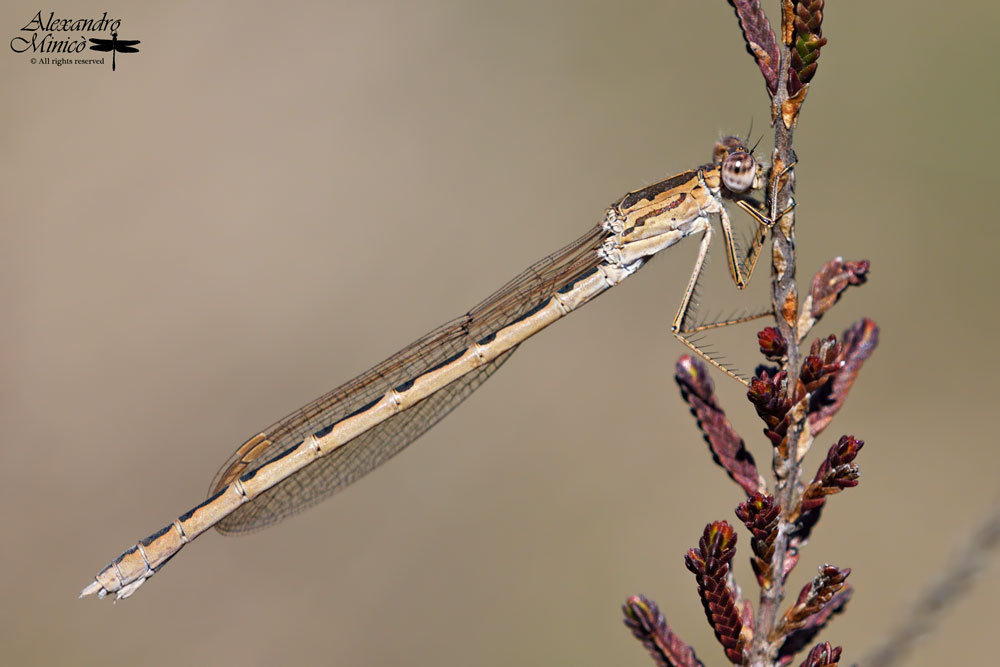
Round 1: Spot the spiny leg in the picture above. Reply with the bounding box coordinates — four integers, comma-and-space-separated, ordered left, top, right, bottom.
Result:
733, 199, 773, 286
672, 201, 789, 384
672, 159, 799, 384
727, 156, 798, 285
725, 195, 793, 288
767, 155, 797, 222
671, 224, 753, 386
680, 310, 773, 335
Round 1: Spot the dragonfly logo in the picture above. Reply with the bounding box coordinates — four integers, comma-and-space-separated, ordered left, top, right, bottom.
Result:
88, 31, 140, 71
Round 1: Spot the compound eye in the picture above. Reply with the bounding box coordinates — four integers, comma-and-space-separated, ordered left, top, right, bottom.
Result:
721, 151, 756, 192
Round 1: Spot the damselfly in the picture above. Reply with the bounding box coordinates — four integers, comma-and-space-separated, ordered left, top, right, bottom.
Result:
81, 137, 782, 601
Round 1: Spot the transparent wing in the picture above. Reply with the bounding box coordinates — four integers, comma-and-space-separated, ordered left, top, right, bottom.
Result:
216, 348, 516, 533
210, 223, 608, 533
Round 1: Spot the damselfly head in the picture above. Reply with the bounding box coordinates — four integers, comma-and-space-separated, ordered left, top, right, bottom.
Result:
712, 136, 761, 193
720, 147, 758, 193
714, 136, 766, 193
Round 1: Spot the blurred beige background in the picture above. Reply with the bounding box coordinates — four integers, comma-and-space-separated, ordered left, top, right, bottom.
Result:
2, 2, 998, 665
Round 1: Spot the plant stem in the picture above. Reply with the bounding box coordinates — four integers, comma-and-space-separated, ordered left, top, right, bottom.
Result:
748, 8, 804, 664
